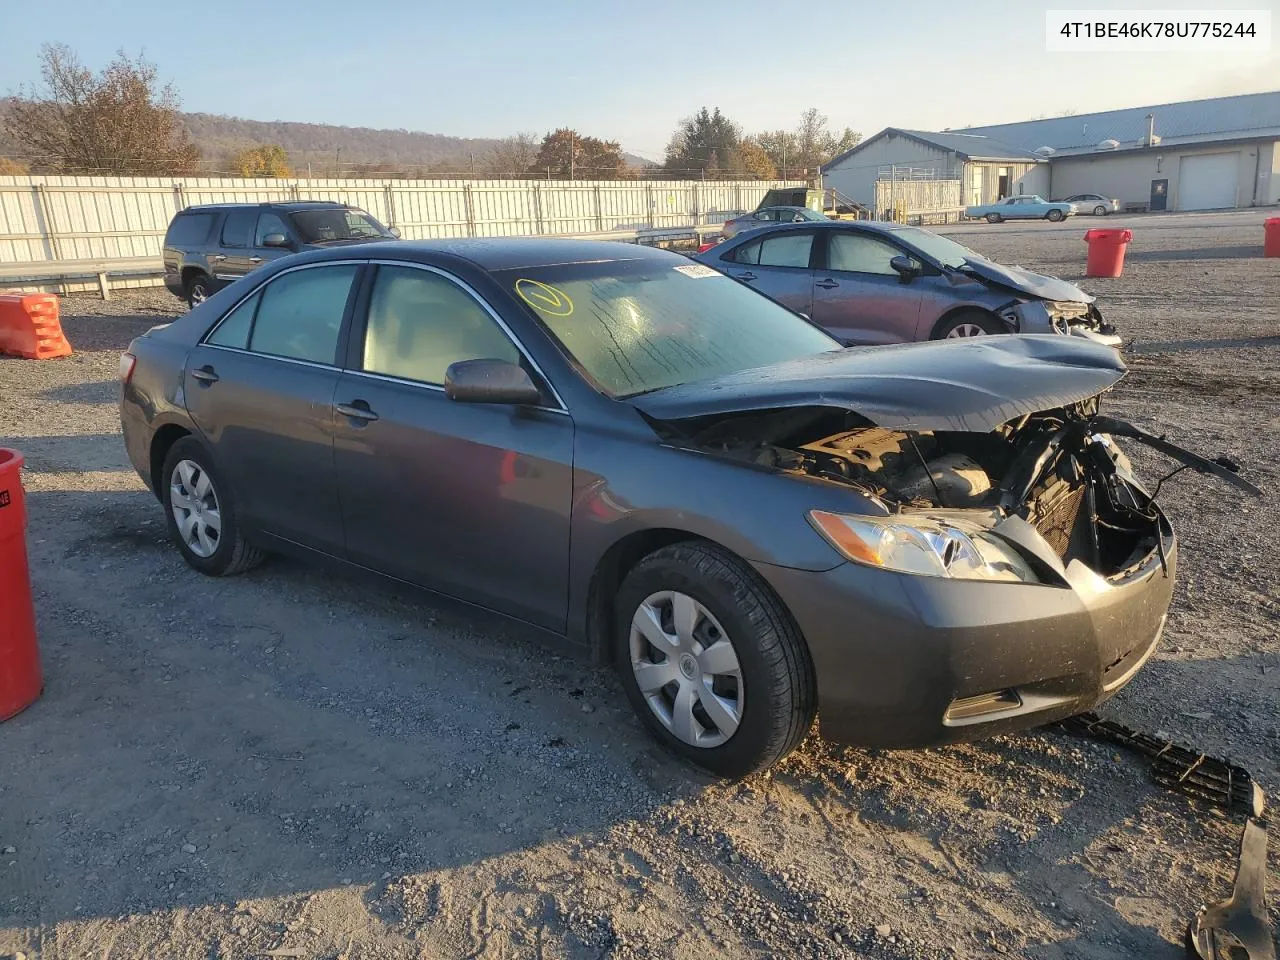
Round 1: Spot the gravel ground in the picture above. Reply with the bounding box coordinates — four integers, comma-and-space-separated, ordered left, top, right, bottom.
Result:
1, 209, 1277, 959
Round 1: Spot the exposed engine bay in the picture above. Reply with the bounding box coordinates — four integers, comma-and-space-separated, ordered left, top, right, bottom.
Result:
663, 402, 1177, 579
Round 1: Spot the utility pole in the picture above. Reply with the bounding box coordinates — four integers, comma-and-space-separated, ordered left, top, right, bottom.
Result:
469, 151, 476, 177
568, 131, 575, 181
781, 140, 787, 181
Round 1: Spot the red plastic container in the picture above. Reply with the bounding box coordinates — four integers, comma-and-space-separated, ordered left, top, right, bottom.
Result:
1264, 217, 1280, 258
0, 449, 42, 721
1083, 228, 1134, 278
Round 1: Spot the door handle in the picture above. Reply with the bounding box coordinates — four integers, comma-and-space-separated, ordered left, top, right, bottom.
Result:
736, 272, 758, 281
249, 257, 263, 263
335, 401, 379, 422
816, 278, 840, 289
211, 255, 226, 261
190, 365, 219, 384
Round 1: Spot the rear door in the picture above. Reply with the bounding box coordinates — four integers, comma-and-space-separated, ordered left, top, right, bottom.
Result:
182, 261, 362, 554
331, 262, 574, 630
809, 229, 922, 344
212, 208, 259, 287
719, 230, 816, 315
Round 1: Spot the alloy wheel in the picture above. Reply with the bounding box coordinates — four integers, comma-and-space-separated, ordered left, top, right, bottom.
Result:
170, 459, 222, 558
629, 590, 743, 748
946, 322, 988, 338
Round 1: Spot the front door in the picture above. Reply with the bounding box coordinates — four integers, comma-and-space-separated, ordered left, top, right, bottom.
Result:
809, 230, 922, 344
332, 263, 574, 631
182, 262, 361, 554
1150, 179, 1169, 211
211, 207, 260, 288
720, 230, 816, 316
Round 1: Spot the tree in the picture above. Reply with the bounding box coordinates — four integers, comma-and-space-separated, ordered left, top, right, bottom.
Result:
756, 110, 861, 179
0, 157, 30, 175
755, 129, 798, 178
738, 138, 777, 180
664, 108, 745, 177
529, 128, 626, 180
4, 44, 199, 175
485, 132, 539, 177
232, 144, 291, 177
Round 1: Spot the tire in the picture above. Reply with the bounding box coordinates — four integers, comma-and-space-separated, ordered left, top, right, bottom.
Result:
185, 273, 213, 309
985, 213, 1002, 223
933, 309, 1005, 339
614, 542, 815, 779
1046, 209, 1065, 222
161, 436, 265, 576
1094, 205, 1108, 217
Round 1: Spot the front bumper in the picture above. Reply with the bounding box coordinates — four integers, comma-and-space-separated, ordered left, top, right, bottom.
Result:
756, 535, 1176, 749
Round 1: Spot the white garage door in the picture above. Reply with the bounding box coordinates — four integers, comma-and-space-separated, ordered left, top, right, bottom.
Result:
1178, 153, 1239, 210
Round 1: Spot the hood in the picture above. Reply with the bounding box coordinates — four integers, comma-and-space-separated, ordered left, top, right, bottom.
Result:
961, 257, 1092, 303
631, 334, 1126, 433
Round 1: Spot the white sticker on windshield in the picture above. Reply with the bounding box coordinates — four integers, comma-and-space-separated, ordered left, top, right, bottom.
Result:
673, 263, 719, 279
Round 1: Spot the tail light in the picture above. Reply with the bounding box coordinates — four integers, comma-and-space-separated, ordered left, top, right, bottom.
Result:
119, 352, 137, 383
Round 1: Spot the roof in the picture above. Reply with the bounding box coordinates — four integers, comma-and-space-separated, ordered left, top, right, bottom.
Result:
303, 237, 673, 271
956, 91, 1280, 155
822, 127, 1042, 173
185, 200, 352, 211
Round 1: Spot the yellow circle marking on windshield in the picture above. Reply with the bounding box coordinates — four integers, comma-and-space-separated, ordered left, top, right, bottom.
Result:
515, 278, 574, 317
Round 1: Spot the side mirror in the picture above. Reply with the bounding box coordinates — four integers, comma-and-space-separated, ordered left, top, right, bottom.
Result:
388, 226, 402, 239
262, 233, 291, 248
444, 358, 541, 405
890, 255, 921, 283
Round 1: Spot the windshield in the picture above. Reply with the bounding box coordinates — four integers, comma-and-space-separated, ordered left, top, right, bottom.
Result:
892, 226, 983, 269
289, 207, 393, 244
500, 259, 840, 398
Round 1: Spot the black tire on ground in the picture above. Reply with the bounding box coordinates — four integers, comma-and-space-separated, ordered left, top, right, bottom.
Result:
1046, 209, 1065, 222
985, 212, 1002, 223
932, 309, 1005, 339
1094, 205, 1108, 216
185, 273, 213, 309
160, 436, 266, 577
614, 541, 816, 779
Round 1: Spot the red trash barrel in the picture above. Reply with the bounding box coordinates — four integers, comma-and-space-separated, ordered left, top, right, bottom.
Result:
0, 449, 42, 721
1264, 217, 1280, 258
1083, 228, 1134, 278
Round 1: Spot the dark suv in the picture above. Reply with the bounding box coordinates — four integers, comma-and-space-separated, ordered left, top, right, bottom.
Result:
162, 201, 399, 306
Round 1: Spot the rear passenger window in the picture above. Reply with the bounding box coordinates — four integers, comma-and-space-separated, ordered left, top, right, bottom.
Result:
248, 265, 359, 364
220, 210, 257, 248
206, 291, 260, 349
165, 213, 214, 247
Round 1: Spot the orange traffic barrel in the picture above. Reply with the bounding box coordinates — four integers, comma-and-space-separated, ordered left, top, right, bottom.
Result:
0, 449, 43, 721
0, 293, 72, 360
1083, 228, 1134, 278
1265, 217, 1280, 258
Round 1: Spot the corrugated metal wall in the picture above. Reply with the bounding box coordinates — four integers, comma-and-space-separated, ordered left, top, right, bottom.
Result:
0, 175, 800, 266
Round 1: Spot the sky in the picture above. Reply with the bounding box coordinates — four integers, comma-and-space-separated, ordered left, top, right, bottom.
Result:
2, 0, 1277, 161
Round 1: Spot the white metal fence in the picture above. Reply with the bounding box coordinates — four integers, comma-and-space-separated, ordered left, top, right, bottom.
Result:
0, 175, 801, 270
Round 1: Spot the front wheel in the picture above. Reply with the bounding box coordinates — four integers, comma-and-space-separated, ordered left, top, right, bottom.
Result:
161, 437, 265, 576
1046, 209, 1065, 222
185, 273, 213, 309
1094, 205, 1108, 217
933, 310, 1005, 339
985, 213, 1002, 223
615, 542, 815, 779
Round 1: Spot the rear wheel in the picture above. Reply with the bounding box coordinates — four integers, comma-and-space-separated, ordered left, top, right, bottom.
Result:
161, 437, 265, 576
1094, 205, 1108, 217
615, 542, 815, 779
185, 273, 212, 309
985, 213, 1002, 223
934, 310, 1004, 339
1046, 209, 1065, 222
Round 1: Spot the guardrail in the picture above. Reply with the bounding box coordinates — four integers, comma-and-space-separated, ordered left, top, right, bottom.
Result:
0, 224, 728, 299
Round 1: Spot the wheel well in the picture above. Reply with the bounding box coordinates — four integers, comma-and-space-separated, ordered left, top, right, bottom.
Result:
180, 267, 208, 290
929, 305, 1002, 339
585, 528, 708, 664
149, 424, 191, 500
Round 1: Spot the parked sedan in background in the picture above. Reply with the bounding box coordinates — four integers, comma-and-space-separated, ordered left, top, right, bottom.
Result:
117, 239, 1252, 778
693, 220, 1119, 346
965, 195, 1077, 223
720, 205, 828, 239
1054, 193, 1120, 216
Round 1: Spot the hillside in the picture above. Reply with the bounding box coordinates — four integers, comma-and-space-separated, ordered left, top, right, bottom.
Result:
0, 100, 655, 176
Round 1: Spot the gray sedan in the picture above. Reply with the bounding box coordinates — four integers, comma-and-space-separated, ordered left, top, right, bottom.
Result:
695, 220, 1120, 346
119, 239, 1253, 777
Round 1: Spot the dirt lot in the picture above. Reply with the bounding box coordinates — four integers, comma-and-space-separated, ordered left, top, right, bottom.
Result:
1, 209, 1277, 959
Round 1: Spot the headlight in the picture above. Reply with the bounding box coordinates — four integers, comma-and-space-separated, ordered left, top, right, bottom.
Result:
808, 510, 1039, 583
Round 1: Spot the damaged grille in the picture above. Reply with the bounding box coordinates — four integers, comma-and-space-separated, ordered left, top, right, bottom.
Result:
1034, 481, 1086, 559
